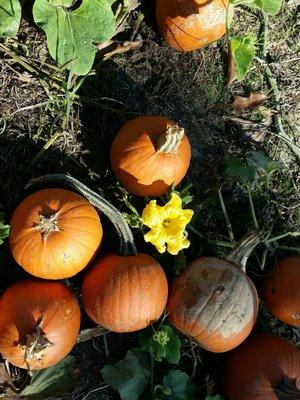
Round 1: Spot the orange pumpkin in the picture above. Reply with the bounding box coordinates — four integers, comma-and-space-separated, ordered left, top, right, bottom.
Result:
263, 256, 300, 327
82, 253, 168, 332
223, 334, 300, 400
0, 280, 80, 370
156, 0, 228, 52
110, 116, 191, 196
9, 188, 102, 279
167, 257, 258, 352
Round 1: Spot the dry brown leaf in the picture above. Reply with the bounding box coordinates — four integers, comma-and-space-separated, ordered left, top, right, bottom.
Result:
232, 93, 268, 115
227, 42, 237, 88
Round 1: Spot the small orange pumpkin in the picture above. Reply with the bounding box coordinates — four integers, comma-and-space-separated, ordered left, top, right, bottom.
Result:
223, 334, 300, 400
9, 188, 102, 279
110, 116, 191, 196
0, 280, 81, 370
167, 257, 258, 352
263, 256, 300, 327
156, 0, 228, 52
82, 253, 168, 332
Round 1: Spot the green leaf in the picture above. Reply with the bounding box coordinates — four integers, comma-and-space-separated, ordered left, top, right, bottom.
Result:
226, 159, 257, 186
204, 396, 227, 400
246, 150, 280, 174
0, 212, 10, 245
21, 356, 79, 397
101, 348, 150, 400
252, 0, 282, 14
0, 0, 21, 38
33, 0, 116, 75
230, 34, 256, 80
139, 325, 181, 364
161, 370, 195, 400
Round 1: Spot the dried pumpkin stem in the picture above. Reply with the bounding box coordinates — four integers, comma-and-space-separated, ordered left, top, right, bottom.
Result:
156, 124, 184, 154
25, 174, 137, 256
226, 230, 263, 271
275, 376, 300, 400
36, 213, 60, 238
20, 319, 52, 370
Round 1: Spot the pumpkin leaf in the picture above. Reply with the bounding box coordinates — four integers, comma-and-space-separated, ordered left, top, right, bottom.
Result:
226, 159, 257, 186
0, 213, 10, 245
230, 34, 256, 81
160, 370, 195, 400
0, 0, 21, 38
139, 325, 181, 364
247, 150, 280, 174
251, 0, 282, 14
21, 355, 79, 397
101, 348, 150, 400
32, 0, 116, 76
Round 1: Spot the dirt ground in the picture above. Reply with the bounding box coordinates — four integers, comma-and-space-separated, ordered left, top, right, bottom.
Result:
0, 0, 299, 399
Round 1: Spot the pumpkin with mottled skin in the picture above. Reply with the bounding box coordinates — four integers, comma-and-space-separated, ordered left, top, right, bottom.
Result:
0, 280, 80, 370
10, 188, 102, 279
82, 253, 168, 332
223, 334, 300, 400
156, 0, 228, 52
167, 257, 258, 352
110, 116, 191, 196
264, 257, 300, 327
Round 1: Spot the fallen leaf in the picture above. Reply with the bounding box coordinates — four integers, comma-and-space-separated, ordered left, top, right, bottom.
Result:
232, 93, 268, 114
227, 42, 237, 88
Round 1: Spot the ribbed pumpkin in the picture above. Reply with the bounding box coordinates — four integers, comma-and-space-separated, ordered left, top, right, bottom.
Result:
82, 253, 168, 332
110, 116, 191, 196
223, 334, 300, 400
10, 188, 102, 279
263, 256, 300, 327
0, 280, 80, 370
156, 0, 228, 52
167, 257, 258, 352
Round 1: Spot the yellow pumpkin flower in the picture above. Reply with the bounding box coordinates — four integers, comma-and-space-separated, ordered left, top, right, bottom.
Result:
141, 193, 194, 255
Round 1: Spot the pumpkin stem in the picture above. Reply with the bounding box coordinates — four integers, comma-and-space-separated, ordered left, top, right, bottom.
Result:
21, 318, 52, 369
25, 174, 137, 256
156, 124, 185, 154
36, 213, 59, 238
225, 230, 263, 271
275, 376, 300, 400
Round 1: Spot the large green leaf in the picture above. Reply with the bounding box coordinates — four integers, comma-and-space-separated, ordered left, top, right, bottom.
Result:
21, 356, 79, 397
33, 0, 116, 75
226, 159, 257, 186
161, 370, 195, 400
140, 325, 181, 364
0, 0, 21, 37
252, 0, 282, 14
101, 348, 150, 400
230, 34, 256, 81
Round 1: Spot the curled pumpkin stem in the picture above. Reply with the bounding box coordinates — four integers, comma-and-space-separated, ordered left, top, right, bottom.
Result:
275, 376, 300, 400
25, 174, 137, 256
226, 230, 264, 271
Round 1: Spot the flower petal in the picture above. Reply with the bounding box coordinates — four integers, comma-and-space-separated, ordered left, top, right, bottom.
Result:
141, 200, 164, 228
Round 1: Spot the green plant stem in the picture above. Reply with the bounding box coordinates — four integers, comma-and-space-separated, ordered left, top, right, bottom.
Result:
260, 247, 268, 270
246, 186, 259, 229
150, 351, 154, 396
187, 225, 234, 248
264, 232, 300, 244
217, 188, 235, 243
278, 246, 300, 254
260, 11, 300, 161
